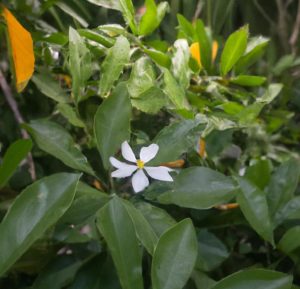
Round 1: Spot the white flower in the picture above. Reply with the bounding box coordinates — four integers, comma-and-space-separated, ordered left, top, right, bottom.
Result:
109, 141, 173, 193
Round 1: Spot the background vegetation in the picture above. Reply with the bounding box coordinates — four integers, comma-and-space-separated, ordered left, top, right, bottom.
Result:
1, 0, 300, 288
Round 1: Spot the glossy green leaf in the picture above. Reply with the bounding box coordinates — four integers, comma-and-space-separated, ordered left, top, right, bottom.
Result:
32, 73, 69, 103
94, 83, 131, 169
24, 120, 94, 176
236, 176, 274, 245
274, 196, 300, 227
192, 270, 216, 289
119, 0, 137, 34
0, 173, 81, 276
144, 48, 171, 68
96, 197, 144, 289
57, 103, 85, 128
159, 167, 236, 209
195, 19, 212, 71
211, 269, 292, 289
69, 27, 92, 102
163, 69, 188, 109
151, 219, 198, 289
235, 36, 269, 74
69, 255, 122, 289
151, 119, 204, 164
127, 56, 155, 98
122, 200, 158, 255
220, 26, 248, 76
135, 202, 176, 237
139, 0, 168, 36
196, 230, 229, 272
131, 86, 167, 114
266, 158, 300, 217
78, 29, 114, 47
230, 75, 266, 87
99, 35, 130, 96
177, 14, 194, 41
0, 139, 32, 188
278, 226, 300, 254
245, 159, 271, 190
60, 182, 109, 224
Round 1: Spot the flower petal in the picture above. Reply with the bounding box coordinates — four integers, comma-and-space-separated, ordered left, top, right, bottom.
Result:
140, 144, 159, 163
121, 141, 136, 163
111, 165, 137, 178
110, 157, 127, 169
144, 166, 173, 182
132, 169, 149, 193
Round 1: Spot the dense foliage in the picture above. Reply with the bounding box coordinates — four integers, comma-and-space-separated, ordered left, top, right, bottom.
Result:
1, 0, 300, 288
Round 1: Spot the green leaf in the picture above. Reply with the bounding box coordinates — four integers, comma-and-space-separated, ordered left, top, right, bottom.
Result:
177, 14, 194, 41
99, 35, 130, 96
94, 83, 131, 169
56, 2, 88, 28
0, 173, 81, 276
24, 120, 94, 176
139, 0, 157, 36
244, 159, 271, 190
32, 256, 82, 289
159, 167, 236, 209
78, 29, 114, 47
152, 219, 198, 289
96, 197, 144, 289
195, 19, 212, 71
119, 0, 137, 34
60, 182, 109, 224
236, 176, 274, 245
266, 158, 300, 217
151, 119, 204, 164
69, 255, 122, 289
32, 73, 69, 103
172, 39, 191, 89
135, 202, 176, 237
127, 56, 155, 98
235, 36, 269, 74
122, 200, 158, 255
230, 75, 266, 87
211, 269, 292, 289
163, 69, 188, 109
86, 0, 121, 11
144, 48, 171, 68
274, 196, 300, 227
0, 139, 32, 188
57, 103, 85, 128
69, 27, 92, 102
192, 270, 216, 289
278, 226, 300, 254
131, 86, 167, 114
196, 230, 229, 272
139, 0, 168, 36
238, 84, 283, 124
220, 26, 248, 76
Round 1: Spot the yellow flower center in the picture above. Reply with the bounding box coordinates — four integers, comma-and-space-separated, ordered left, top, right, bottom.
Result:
136, 159, 144, 169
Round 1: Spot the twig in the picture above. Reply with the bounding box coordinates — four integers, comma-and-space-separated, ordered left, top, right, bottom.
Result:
276, 0, 290, 52
193, 0, 204, 22
0, 69, 36, 181
289, 0, 300, 55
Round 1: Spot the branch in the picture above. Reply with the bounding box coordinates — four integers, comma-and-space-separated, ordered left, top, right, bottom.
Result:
276, 0, 290, 52
289, 0, 300, 55
0, 69, 36, 181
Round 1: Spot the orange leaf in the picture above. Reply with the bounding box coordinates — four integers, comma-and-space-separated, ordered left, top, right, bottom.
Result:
2, 7, 34, 92
189, 41, 218, 67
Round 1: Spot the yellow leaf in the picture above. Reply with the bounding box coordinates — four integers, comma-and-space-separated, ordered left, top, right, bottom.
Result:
189, 41, 218, 67
2, 7, 35, 92
198, 137, 206, 158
